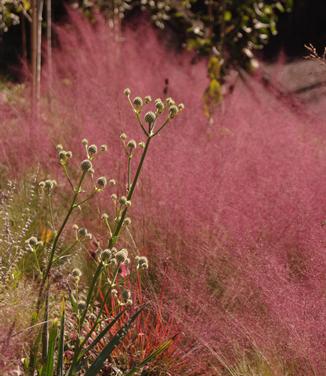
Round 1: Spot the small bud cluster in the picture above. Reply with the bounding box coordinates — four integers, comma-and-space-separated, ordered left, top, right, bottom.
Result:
39, 179, 57, 193
135, 255, 149, 270
119, 196, 131, 207
57, 144, 73, 165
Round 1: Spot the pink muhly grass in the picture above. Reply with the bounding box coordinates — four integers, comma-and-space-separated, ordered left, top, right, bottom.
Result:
0, 10, 326, 375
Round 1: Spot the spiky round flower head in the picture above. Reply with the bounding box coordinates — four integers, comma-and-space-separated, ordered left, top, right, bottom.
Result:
133, 96, 143, 109
56, 144, 63, 151
136, 256, 149, 270
109, 179, 116, 186
115, 248, 128, 263
120, 132, 127, 141
119, 196, 128, 205
111, 193, 117, 201
123, 217, 131, 226
166, 97, 175, 106
85, 233, 93, 240
138, 141, 145, 149
144, 95, 152, 104
66, 151, 73, 159
144, 111, 156, 125
88, 144, 97, 155
100, 249, 112, 262
155, 98, 164, 113
59, 150, 66, 160
39, 181, 45, 189
96, 176, 107, 189
45, 179, 56, 190
27, 236, 38, 246
77, 227, 87, 238
100, 144, 107, 152
169, 104, 179, 118
81, 159, 92, 172
82, 138, 88, 146
123, 88, 131, 97
101, 213, 109, 221
72, 268, 82, 278
111, 289, 118, 297
72, 224, 79, 231
77, 300, 86, 311
125, 200, 131, 208
36, 240, 43, 247
178, 103, 185, 111
127, 139, 137, 150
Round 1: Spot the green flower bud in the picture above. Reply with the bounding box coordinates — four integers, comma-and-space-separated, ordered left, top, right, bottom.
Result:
88, 144, 97, 155
109, 179, 116, 186
120, 132, 127, 141
111, 193, 117, 201
115, 248, 128, 263
135, 255, 149, 270
169, 104, 179, 118
77, 227, 87, 238
59, 151, 66, 160
82, 138, 88, 146
123, 88, 131, 96
144, 95, 152, 104
72, 268, 82, 278
155, 98, 164, 113
66, 151, 73, 158
127, 139, 137, 150
100, 249, 112, 262
138, 141, 145, 148
81, 159, 92, 172
119, 196, 128, 205
96, 176, 107, 189
144, 111, 156, 124
133, 96, 143, 108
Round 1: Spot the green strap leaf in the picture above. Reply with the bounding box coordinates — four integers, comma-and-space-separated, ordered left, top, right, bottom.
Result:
41, 320, 58, 376
85, 306, 144, 376
124, 337, 174, 376
56, 300, 65, 376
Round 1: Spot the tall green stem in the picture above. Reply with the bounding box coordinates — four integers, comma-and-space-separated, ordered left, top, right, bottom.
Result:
109, 136, 151, 248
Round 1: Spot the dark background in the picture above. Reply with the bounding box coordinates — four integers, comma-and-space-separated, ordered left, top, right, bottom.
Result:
1, 0, 326, 80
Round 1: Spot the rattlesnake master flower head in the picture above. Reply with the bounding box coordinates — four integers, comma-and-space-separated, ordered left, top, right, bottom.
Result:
119, 196, 128, 205
100, 249, 112, 262
155, 99, 164, 113
121, 289, 131, 303
82, 138, 88, 146
100, 144, 107, 152
56, 144, 63, 151
72, 268, 82, 278
26, 236, 38, 247
166, 97, 175, 106
81, 159, 92, 172
115, 248, 128, 263
120, 132, 127, 141
138, 141, 145, 148
127, 139, 137, 150
88, 144, 97, 156
96, 176, 107, 189
144, 95, 152, 104
169, 104, 179, 118
123, 88, 131, 97
59, 151, 66, 160
178, 103, 185, 111
135, 256, 149, 270
109, 179, 116, 186
77, 227, 87, 238
133, 96, 143, 109
144, 111, 156, 125
111, 193, 117, 201
123, 217, 131, 226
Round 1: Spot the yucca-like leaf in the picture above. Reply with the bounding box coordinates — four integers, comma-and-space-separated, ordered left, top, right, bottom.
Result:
41, 319, 58, 376
84, 306, 145, 376
124, 337, 174, 376
56, 300, 65, 376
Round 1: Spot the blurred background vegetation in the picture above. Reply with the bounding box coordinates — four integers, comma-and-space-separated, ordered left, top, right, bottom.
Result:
0, 0, 326, 107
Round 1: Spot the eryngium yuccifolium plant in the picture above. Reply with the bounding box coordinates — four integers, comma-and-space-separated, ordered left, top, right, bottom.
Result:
24, 88, 183, 376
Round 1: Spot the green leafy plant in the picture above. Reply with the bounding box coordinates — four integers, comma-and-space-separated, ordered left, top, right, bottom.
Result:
21, 88, 184, 375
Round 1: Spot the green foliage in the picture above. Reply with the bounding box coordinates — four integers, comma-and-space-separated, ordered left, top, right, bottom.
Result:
0, 0, 31, 32
0, 89, 183, 375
